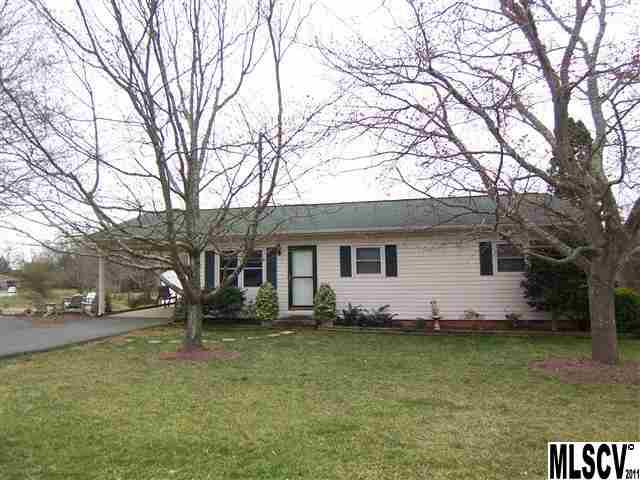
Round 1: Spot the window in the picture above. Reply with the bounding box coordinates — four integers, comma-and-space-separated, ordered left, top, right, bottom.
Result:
355, 247, 381, 274
496, 243, 525, 272
220, 252, 238, 287
243, 250, 263, 287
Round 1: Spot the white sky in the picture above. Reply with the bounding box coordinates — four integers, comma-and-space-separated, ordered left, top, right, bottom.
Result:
0, 0, 637, 258
1, 0, 415, 258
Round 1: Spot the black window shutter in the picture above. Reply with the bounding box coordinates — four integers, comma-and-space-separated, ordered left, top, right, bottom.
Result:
205, 251, 216, 289
479, 242, 494, 276
339, 246, 352, 277
266, 248, 278, 289
385, 245, 398, 277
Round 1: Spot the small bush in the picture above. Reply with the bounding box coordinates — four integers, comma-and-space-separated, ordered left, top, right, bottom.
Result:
313, 283, 337, 327
255, 282, 279, 324
338, 303, 363, 326
521, 256, 590, 330
615, 288, 640, 334
203, 285, 246, 318
241, 300, 256, 319
360, 305, 397, 328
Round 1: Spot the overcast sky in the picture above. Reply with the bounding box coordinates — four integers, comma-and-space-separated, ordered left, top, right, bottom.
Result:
1, 0, 637, 259
1, 0, 417, 258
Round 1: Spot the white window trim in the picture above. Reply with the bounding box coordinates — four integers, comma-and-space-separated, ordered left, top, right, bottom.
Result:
353, 245, 385, 277
494, 241, 526, 274
217, 248, 266, 288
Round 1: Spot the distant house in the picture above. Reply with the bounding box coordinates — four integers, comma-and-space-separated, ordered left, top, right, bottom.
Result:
195, 196, 557, 328
0, 273, 18, 290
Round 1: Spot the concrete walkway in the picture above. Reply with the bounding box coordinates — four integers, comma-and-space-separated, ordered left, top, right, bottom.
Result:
0, 314, 170, 359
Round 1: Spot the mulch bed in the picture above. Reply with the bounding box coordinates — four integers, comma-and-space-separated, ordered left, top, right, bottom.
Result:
530, 358, 640, 385
159, 347, 240, 362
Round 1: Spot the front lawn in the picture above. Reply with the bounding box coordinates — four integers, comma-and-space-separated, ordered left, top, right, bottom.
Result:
0, 329, 637, 479
0, 288, 78, 311
0, 288, 156, 313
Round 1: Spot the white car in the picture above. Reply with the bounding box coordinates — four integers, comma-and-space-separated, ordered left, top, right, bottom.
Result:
82, 291, 96, 305
7, 286, 16, 295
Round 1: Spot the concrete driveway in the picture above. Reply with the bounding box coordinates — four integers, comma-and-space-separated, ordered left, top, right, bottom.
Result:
0, 311, 171, 359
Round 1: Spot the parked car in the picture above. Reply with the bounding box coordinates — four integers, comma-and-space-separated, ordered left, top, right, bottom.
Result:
64, 294, 84, 310
7, 286, 16, 295
82, 291, 96, 306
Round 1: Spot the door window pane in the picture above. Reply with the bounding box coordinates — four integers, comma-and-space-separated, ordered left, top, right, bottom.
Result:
291, 250, 313, 276
292, 277, 314, 306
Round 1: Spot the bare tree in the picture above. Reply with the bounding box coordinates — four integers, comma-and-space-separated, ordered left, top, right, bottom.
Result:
1, 0, 325, 350
321, 0, 639, 363
0, 0, 50, 212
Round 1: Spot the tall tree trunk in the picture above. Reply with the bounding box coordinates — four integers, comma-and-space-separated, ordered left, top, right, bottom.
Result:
184, 301, 203, 350
589, 259, 618, 364
183, 252, 203, 351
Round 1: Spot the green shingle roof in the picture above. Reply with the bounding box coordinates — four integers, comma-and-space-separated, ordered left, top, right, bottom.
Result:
112, 194, 559, 241
214, 196, 500, 233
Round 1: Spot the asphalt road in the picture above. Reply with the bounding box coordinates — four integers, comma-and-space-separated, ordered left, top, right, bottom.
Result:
0, 315, 169, 359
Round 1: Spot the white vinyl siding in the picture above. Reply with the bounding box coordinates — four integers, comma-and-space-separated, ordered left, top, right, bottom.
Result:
203, 232, 548, 321
277, 234, 547, 320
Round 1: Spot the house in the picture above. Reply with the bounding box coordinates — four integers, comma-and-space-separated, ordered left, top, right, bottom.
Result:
198, 196, 557, 329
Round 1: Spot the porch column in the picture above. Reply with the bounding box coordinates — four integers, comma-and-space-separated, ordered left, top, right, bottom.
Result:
97, 255, 105, 316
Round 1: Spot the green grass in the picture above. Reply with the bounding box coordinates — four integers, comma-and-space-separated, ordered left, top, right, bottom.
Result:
110, 292, 157, 311
0, 288, 155, 312
0, 288, 79, 310
0, 329, 638, 479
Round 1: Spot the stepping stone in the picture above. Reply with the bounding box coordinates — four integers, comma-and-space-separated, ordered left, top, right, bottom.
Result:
246, 336, 259, 340
221, 338, 236, 342
281, 331, 295, 335
148, 340, 162, 344
169, 340, 181, 344
266, 333, 281, 337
